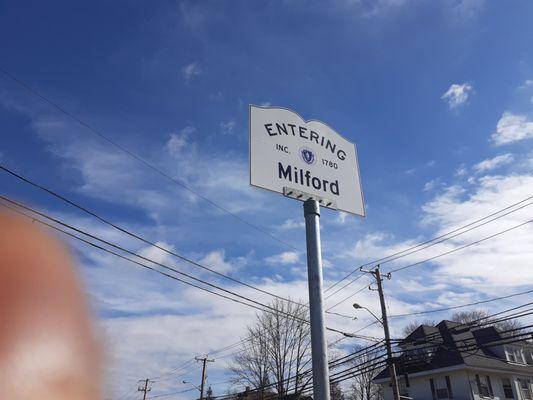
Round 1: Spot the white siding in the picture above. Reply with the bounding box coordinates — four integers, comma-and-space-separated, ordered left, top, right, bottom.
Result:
381, 370, 472, 400
379, 370, 533, 400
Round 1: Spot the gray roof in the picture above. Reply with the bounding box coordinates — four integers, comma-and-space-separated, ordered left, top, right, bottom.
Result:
374, 320, 533, 381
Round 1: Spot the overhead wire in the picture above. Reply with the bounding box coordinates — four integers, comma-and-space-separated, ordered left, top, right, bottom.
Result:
0, 165, 354, 320
389, 289, 533, 318
0, 67, 303, 253
323, 195, 533, 296
0, 166, 304, 308
211, 305, 533, 399
389, 218, 532, 274
0, 198, 372, 340
325, 216, 533, 312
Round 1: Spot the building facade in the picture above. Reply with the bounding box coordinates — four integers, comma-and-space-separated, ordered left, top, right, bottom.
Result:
373, 320, 533, 400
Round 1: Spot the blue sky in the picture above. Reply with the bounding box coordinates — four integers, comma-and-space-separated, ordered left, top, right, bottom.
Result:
1, 1, 533, 399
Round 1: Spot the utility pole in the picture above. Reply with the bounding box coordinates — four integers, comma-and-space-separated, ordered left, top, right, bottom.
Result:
137, 379, 152, 400
360, 265, 401, 400
195, 356, 214, 400
303, 199, 331, 400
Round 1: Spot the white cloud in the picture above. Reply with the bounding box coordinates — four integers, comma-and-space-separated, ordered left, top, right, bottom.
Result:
473, 153, 514, 173
278, 219, 305, 230
423, 178, 444, 192
441, 83, 474, 109
167, 126, 195, 155
220, 120, 236, 135
339, 0, 411, 18
518, 80, 533, 90
491, 112, 533, 146
404, 160, 436, 175
13, 99, 268, 216
198, 249, 246, 274
421, 173, 533, 287
455, 164, 468, 177
264, 251, 301, 265
138, 241, 178, 267
450, 0, 485, 20
182, 62, 201, 83
336, 212, 349, 225
341, 232, 419, 263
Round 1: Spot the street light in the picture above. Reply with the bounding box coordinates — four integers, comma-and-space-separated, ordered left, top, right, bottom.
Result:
182, 380, 202, 392
353, 303, 383, 325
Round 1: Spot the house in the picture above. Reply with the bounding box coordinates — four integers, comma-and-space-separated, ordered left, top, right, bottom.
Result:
373, 320, 533, 400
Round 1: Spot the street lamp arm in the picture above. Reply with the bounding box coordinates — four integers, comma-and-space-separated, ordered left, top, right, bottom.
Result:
182, 381, 202, 392
363, 306, 383, 325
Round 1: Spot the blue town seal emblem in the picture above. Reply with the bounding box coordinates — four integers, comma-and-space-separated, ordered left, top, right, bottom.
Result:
299, 146, 316, 165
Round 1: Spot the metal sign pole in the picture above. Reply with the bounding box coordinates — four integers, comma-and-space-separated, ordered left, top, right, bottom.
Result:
303, 199, 331, 400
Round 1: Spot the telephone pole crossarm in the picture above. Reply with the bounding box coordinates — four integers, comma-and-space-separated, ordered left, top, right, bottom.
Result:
137, 379, 153, 400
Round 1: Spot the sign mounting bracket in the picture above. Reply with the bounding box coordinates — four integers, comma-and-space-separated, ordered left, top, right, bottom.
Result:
283, 187, 337, 210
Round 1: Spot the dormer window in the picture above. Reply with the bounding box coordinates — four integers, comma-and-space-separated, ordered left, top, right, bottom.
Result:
505, 346, 525, 364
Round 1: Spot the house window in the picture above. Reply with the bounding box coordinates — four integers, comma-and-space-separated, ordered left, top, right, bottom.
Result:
476, 375, 494, 398
429, 377, 453, 400
519, 379, 532, 400
501, 378, 514, 399
505, 346, 525, 364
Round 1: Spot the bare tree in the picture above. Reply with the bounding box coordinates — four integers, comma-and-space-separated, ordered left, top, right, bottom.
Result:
349, 345, 385, 400
400, 310, 523, 341
330, 381, 345, 400
230, 326, 270, 391
231, 298, 312, 397
451, 309, 523, 334
401, 319, 436, 337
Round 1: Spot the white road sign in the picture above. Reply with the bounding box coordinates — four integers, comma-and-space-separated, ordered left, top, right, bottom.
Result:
249, 105, 365, 216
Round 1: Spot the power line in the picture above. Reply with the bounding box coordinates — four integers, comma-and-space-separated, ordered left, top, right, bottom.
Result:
0, 200, 297, 318
0, 196, 307, 321
0, 165, 305, 307
0, 67, 302, 253
389, 218, 532, 273
230, 307, 533, 399
0, 198, 368, 340
323, 195, 533, 299
326, 217, 532, 312
154, 318, 384, 388
213, 316, 531, 400
389, 288, 533, 318
397, 302, 533, 346
0, 164, 353, 320
211, 342, 389, 400
152, 315, 381, 384
325, 284, 369, 312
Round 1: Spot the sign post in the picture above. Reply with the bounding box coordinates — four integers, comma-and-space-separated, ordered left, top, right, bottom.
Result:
249, 106, 365, 400
303, 198, 330, 400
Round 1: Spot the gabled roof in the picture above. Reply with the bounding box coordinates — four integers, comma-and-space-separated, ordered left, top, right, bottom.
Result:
373, 319, 533, 381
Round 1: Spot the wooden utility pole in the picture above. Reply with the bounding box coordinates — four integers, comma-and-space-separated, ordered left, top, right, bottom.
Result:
360, 265, 401, 400
195, 356, 214, 400
138, 379, 152, 400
